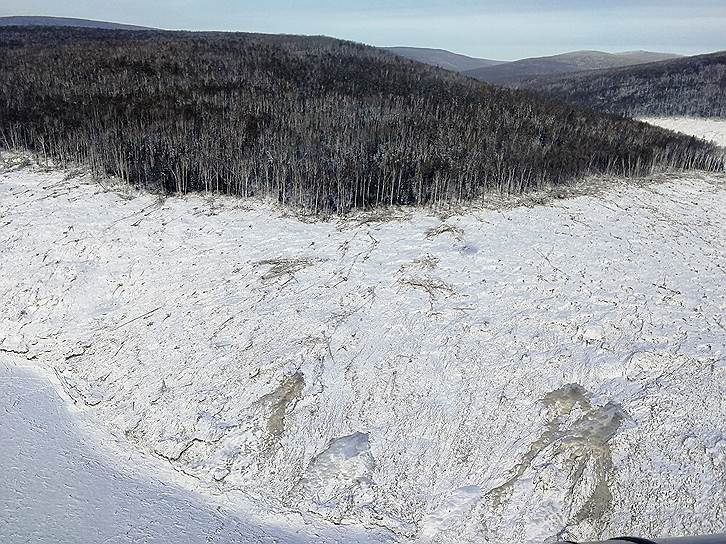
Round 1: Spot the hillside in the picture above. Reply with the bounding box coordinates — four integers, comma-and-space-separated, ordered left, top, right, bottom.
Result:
618, 50, 684, 64
641, 117, 726, 147
0, 27, 721, 214
525, 51, 726, 118
465, 50, 682, 86
384, 46, 503, 72
0, 15, 153, 30
3, 159, 725, 542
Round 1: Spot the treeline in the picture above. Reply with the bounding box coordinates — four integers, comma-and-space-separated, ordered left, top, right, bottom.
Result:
525, 52, 726, 118
0, 27, 723, 213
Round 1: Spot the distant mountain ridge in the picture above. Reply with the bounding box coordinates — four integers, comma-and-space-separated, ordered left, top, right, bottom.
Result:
464, 50, 682, 86
0, 16, 153, 31
524, 51, 726, 118
385, 46, 503, 72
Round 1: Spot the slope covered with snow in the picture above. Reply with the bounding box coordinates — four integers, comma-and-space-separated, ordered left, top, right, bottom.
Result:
0, 362, 392, 543
640, 117, 726, 148
1, 157, 725, 543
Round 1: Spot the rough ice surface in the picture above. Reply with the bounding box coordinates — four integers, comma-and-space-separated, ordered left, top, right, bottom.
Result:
0, 361, 391, 544
640, 117, 726, 147
1, 154, 725, 543
291, 432, 377, 523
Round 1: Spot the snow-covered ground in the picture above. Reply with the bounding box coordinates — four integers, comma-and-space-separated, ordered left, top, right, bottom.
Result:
0, 361, 392, 543
1, 156, 725, 543
640, 117, 726, 147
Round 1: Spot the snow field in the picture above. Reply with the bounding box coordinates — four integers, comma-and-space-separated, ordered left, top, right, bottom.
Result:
641, 116, 726, 147
1, 157, 725, 543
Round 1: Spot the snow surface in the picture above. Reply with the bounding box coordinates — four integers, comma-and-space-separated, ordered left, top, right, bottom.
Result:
1, 157, 725, 543
640, 117, 726, 148
0, 361, 392, 543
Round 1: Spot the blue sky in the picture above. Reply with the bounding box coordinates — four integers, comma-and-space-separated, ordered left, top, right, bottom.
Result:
2, 0, 724, 60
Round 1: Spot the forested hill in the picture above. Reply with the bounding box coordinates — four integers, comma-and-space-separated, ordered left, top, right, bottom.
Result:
524, 52, 726, 118
0, 27, 722, 213
385, 47, 502, 72
464, 50, 681, 86
0, 16, 153, 30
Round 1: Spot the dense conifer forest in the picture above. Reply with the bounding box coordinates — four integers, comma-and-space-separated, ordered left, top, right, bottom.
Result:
525, 52, 726, 118
0, 27, 722, 213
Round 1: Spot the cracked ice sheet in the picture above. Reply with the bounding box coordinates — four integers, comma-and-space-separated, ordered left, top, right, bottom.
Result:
0, 359, 395, 544
1, 157, 725, 543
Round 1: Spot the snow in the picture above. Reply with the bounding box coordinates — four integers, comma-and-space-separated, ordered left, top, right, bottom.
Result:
1, 363, 229, 543
0, 362, 393, 543
1, 155, 726, 543
640, 117, 726, 147
291, 432, 377, 523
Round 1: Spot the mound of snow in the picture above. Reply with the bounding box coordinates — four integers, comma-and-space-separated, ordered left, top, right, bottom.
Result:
1, 162, 725, 543
290, 432, 378, 523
